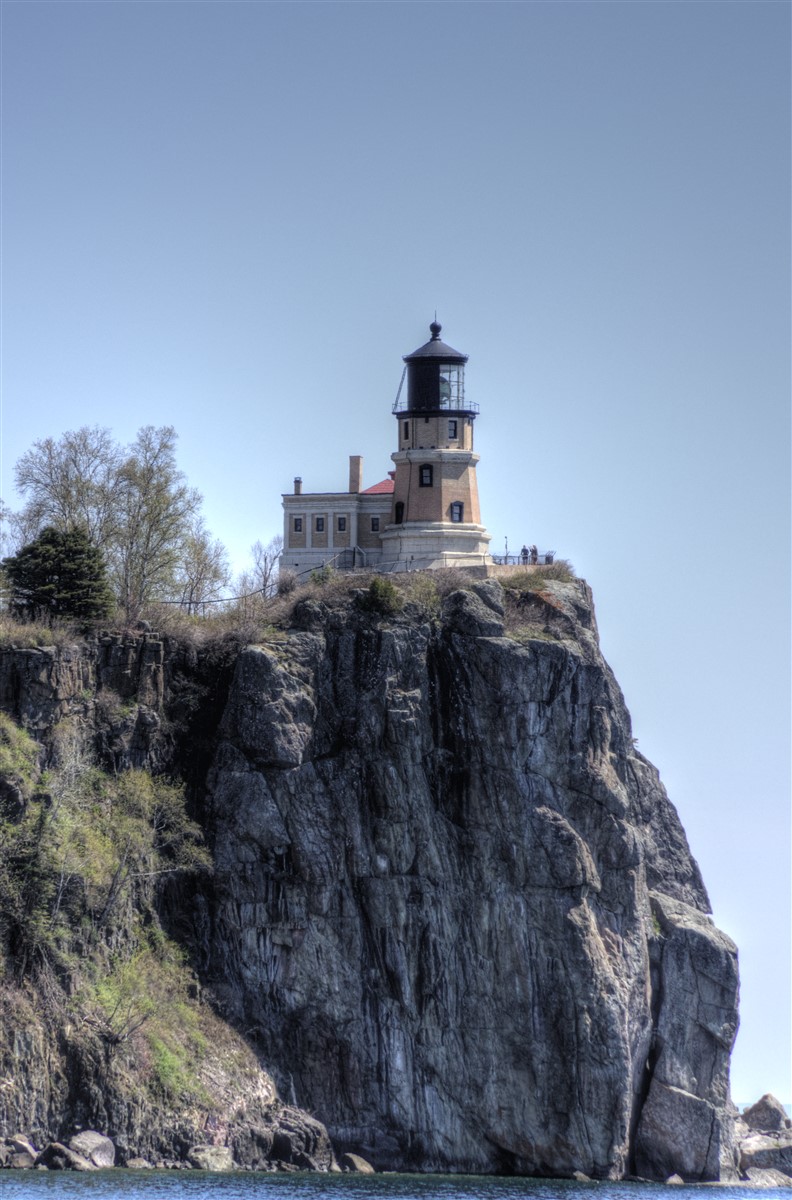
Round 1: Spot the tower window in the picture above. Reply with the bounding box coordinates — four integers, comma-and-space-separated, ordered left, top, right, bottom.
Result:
403, 421, 409, 440
419, 465, 433, 487
337, 517, 347, 532
394, 502, 404, 525
439, 365, 464, 408
371, 517, 380, 532
450, 502, 464, 523
448, 419, 458, 439
294, 518, 303, 532
316, 517, 325, 532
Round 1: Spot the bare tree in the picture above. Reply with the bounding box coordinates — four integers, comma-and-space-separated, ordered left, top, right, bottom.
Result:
14, 426, 122, 549
175, 518, 230, 614
251, 535, 283, 598
11, 424, 230, 621
110, 427, 201, 620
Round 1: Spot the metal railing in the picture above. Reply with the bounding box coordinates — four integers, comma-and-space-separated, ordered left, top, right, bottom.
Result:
491, 552, 556, 567
391, 397, 480, 415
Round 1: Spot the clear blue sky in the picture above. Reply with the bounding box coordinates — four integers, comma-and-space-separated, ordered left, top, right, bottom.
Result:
1, 1, 789, 1106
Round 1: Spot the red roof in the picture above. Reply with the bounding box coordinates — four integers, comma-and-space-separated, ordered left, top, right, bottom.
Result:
361, 478, 395, 495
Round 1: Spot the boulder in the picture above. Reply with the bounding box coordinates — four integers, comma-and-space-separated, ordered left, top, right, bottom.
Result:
36, 1141, 95, 1170
187, 1145, 236, 1171
341, 1153, 375, 1173
441, 587, 504, 637
9, 1136, 37, 1158
69, 1131, 115, 1167
743, 1167, 792, 1188
126, 1157, 154, 1169
267, 1105, 335, 1171
743, 1095, 791, 1133
9, 1150, 37, 1170
740, 1132, 792, 1176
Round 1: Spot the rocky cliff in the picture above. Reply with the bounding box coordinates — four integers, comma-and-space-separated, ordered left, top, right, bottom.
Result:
0, 573, 740, 1179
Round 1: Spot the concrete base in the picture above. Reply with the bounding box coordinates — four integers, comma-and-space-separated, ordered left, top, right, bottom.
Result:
378, 522, 491, 571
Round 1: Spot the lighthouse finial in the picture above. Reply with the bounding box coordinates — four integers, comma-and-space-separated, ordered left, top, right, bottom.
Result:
429, 316, 442, 340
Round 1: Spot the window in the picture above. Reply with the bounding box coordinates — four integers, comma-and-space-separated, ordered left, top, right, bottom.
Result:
316, 517, 325, 532
394, 502, 404, 525
403, 421, 409, 440
337, 517, 347, 532
448, 419, 458, 439
450, 502, 464, 523
419, 465, 433, 487
294, 518, 303, 532
438, 364, 464, 408
371, 517, 380, 532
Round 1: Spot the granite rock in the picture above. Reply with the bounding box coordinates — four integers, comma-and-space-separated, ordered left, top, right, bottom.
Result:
68, 1131, 115, 1167
743, 1095, 791, 1134
205, 580, 739, 1179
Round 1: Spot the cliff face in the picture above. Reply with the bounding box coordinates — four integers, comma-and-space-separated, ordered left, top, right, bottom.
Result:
203, 578, 739, 1180
0, 576, 739, 1180
0, 633, 332, 1171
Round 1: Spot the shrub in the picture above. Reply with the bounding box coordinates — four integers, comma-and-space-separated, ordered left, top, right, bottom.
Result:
277, 569, 297, 595
358, 576, 403, 616
426, 568, 475, 598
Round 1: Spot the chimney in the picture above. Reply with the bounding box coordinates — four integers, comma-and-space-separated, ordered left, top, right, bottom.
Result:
294, 477, 302, 495
349, 455, 363, 494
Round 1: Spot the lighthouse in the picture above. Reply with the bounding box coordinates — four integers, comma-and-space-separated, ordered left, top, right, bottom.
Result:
379, 321, 491, 570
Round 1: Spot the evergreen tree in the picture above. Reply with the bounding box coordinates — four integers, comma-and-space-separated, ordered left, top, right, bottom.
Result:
3, 526, 113, 621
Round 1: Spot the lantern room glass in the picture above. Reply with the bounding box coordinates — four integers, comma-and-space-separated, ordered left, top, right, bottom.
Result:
438, 364, 464, 410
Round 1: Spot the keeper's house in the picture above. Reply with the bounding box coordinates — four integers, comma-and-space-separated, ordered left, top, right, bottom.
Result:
282, 322, 492, 576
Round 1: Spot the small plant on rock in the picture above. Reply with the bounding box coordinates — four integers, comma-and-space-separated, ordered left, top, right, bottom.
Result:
358, 576, 403, 616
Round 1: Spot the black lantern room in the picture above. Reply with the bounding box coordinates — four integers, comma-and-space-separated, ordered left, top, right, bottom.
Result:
394, 322, 479, 417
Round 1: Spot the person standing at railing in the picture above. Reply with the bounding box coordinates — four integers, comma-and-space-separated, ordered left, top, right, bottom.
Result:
521, 546, 529, 565
530, 545, 538, 565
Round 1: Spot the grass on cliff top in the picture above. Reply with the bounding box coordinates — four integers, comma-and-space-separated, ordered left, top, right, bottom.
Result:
0, 613, 84, 649
0, 559, 577, 654
498, 559, 577, 591
144, 563, 581, 646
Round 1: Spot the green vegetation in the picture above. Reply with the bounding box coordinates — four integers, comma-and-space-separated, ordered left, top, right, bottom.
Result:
3, 526, 113, 622
357, 575, 403, 616
73, 940, 212, 1103
0, 712, 39, 801
0, 713, 211, 1105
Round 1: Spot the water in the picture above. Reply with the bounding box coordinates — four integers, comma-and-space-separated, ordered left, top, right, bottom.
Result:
0, 1174, 783, 1199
